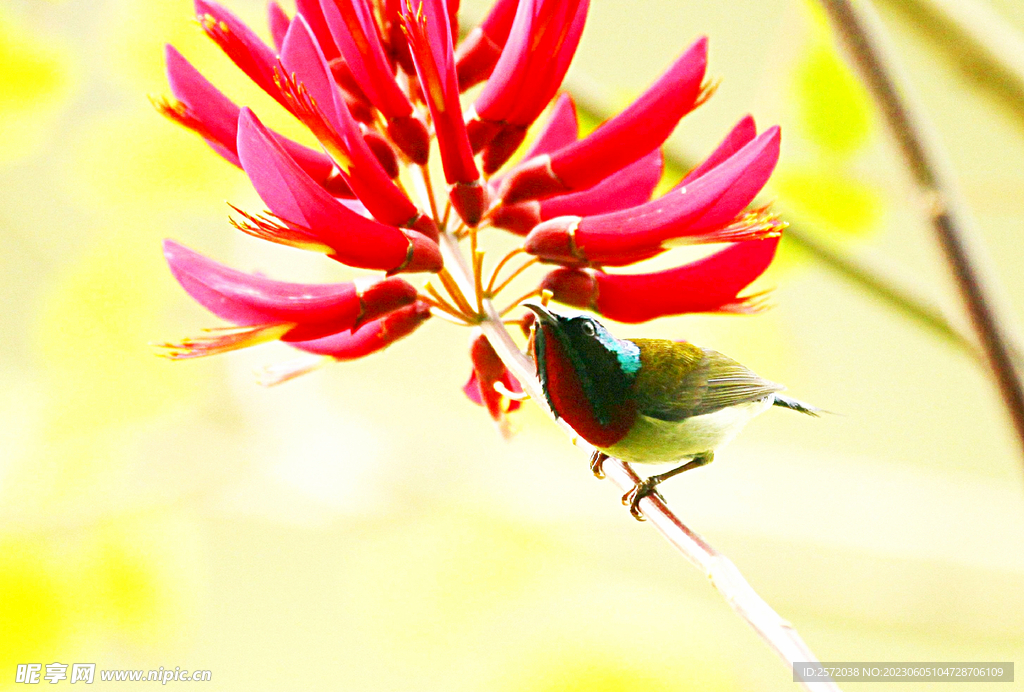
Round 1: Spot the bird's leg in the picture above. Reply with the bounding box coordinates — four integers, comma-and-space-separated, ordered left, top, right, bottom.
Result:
623, 452, 714, 521
589, 451, 608, 479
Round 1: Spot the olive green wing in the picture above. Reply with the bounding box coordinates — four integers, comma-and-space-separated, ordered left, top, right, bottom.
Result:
631, 341, 783, 421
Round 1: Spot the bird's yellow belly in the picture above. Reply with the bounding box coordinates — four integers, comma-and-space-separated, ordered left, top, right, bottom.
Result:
601, 396, 773, 464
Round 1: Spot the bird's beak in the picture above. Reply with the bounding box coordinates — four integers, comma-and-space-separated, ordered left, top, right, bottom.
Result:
522, 301, 559, 326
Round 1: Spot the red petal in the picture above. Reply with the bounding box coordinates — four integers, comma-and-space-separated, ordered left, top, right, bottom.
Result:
521, 93, 579, 160
492, 150, 661, 235
295, 0, 340, 60
504, 1, 587, 129
488, 93, 578, 194
268, 1, 290, 51
291, 302, 432, 357
454, 0, 519, 90
279, 16, 420, 226
320, 0, 430, 164
163, 45, 338, 189
680, 115, 756, 185
464, 333, 523, 420
525, 127, 781, 264
236, 108, 440, 273
501, 37, 708, 204
321, 0, 412, 121
463, 370, 486, 406
473, 0, 589, 129
544, 237, 780, 323
195, 0, 285, 108
402, 0, 479, 187
163, 240, 417, 334
539, 149, 662, 219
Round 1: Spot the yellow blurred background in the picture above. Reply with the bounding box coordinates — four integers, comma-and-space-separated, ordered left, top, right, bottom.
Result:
1, 0, 1023, 689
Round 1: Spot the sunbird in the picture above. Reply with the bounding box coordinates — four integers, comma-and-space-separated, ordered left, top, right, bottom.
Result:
525, 303, 819, 519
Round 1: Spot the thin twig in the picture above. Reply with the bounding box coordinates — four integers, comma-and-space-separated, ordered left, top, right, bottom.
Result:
417, 290, 470, 322
419, 164, 441, 224
486, 247, 527, 294
817, 0, 1024, 462
782, 228, 999, 366
872, 0, 1024, 128
491, 256, 540, 299
499, 287, 542, 316
436, 267, 479, 319
435, 231, 839, 692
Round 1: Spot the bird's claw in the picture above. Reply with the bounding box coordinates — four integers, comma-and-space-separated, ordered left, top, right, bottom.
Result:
589, 451, 608, 479
621, 478, 662, 521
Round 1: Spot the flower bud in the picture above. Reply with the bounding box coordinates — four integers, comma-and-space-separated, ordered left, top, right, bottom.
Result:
160, 240, 420, 357
363, 130, 400, 179
463, 333, 523, 422
386, 114, 431, 165
449, 179, 488, 228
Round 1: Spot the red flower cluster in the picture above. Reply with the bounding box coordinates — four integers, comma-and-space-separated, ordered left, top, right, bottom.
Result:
157, 0, 785, 423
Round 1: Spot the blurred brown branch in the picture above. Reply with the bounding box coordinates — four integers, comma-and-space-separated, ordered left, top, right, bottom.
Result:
817, 0, 1024, 462
874, 0, 1024, 128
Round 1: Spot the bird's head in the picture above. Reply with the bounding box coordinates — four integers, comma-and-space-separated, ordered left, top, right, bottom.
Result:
523, 303, 639, 441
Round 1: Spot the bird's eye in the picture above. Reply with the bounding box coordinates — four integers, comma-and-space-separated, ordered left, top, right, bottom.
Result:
581, 321, 596, 336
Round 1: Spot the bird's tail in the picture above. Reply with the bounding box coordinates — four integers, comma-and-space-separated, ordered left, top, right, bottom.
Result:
772, 393, 822, 417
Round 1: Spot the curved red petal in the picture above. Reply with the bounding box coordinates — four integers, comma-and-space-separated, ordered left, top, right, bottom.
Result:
403, 0, 478, 187
501, 37, 707, 204
279, 16, 419, 226
536, 127, 781, 263
454, 0, 518, 90
236, 108, 430, 272
522, 93, 579, 160
290, 302, 432, 357
539, 149, 662, 219
488, 93, 578, 192
679, 115, 756, 186
164, 44, 337, 187
267, 1, 290, 51
163, 240, 416, 330
195, 0, 284, 107
295, 0, 340, 60
474, 0, 588, 127
591, 237, 780, 323
321, 0, 413, 120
